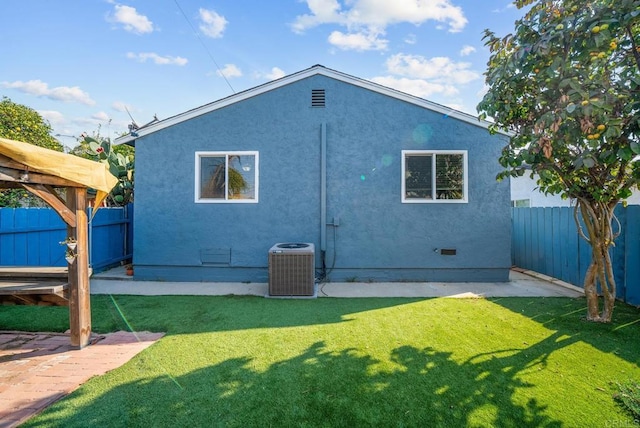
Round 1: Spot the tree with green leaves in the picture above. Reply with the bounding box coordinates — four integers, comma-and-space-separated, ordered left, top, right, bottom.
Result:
478, 0, 640, 322
0, 97, 64, 207
0, 97, 63, 151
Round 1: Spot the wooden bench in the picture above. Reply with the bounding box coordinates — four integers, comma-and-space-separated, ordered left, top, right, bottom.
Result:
0, 267, 70, 306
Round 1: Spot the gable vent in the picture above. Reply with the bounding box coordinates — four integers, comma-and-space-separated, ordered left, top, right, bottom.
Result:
311, 89, 325, 107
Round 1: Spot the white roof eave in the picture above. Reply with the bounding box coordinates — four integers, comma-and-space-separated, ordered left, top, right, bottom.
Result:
115, 65, 509, 145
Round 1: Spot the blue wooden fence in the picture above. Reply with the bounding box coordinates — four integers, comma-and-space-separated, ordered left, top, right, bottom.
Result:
512, 206, 640, 306
0, 204, 133, 272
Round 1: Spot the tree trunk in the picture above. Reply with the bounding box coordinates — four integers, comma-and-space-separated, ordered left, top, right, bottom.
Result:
583, 262, 600, 320
577, 200, 618, 323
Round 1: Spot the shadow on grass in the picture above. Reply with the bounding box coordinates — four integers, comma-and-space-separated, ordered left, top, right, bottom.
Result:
3, 295, 638, 372
25, 339, 567, 427
0, 295, 429, 334
10, 296, 640, 426
489, 297, 640, 368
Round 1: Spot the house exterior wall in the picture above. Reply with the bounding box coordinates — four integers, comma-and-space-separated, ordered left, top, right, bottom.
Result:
511, 174, 640, 207
511, 175, 572, 207
133, 74, 512, 282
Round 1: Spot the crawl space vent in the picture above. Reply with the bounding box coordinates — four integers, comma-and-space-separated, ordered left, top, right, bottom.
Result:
311, 89, 325, 107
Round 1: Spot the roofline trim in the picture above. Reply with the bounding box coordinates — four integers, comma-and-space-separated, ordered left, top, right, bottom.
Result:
115, 65, 505, 144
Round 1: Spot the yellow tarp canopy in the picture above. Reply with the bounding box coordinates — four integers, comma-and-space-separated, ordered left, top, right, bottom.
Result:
0, 137, 119, 207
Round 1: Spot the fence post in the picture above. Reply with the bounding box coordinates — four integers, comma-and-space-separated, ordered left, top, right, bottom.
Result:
624, 206, 640, 305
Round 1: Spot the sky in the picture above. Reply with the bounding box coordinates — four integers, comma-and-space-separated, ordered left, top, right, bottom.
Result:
0, 0, 526, 148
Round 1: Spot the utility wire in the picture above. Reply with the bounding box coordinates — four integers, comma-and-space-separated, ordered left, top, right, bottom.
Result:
172, 0, 235, 94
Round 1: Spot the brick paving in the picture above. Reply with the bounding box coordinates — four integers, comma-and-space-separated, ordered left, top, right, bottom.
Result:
0, 330, 164, 428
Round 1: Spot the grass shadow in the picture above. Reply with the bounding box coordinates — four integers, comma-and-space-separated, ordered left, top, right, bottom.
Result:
24, 340, 566, 427
5, 295, 640, 425
0, 294, 429, 334
489, 297, 640, 368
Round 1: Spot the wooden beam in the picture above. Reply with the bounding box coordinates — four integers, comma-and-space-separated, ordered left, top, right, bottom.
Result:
67, 187, 91, 349
1, 294, 39, 305
0, 154, 28, 170
44, 184, 68, 204
20, 183, 76, 227
0, 267, 68, 279
0, 293, 69, 306
0, 182, 28, 189
0, 166, 79, 187
0, 281, 68, 295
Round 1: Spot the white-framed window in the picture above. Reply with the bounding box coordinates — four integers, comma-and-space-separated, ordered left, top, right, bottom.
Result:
195, 151, 259, 203
512, 199, 531, 207
402, 150, 468, 203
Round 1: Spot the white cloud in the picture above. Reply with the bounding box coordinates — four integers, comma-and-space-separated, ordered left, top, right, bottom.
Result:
404, 33, 417, 45
110, 4, 153, 34
38, 110, 65, 126
126, 52, 188, 66
292, 0, 343, 32
199, 9, 228, 38
369, 53, 482, 109
111, 101, 133, 113
477, 84, 489, 99
34, 104, 130, 141
39, 111, 105, 140
74, 116, 113, 132
292, 0, 468, 38
370, 76, 458, 98
91, 111, 111, 121
217, 64, 242, 78
385, 53, 480, 85
459, 45, 476, 56
265, 67, 286, 80
1, 79, 95, 105
441, 102, 465, 112
328, 30, 388, 51
493, 3, 516, 13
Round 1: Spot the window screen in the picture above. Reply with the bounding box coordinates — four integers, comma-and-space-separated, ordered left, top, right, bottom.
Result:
402, 150, 467, 203
196, 152, 258, 203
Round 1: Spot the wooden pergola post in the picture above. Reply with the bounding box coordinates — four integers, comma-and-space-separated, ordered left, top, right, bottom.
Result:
66, 187, 92, 348
0, 139, 116, 349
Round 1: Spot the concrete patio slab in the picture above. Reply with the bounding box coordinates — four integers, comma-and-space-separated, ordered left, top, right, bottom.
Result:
91, 267, 584, 299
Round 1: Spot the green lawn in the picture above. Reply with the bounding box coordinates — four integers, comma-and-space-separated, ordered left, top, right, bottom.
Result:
2, 295, 639, 427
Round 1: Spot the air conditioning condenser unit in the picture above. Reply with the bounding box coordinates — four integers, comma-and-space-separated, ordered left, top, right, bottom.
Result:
268, 243, 315, 296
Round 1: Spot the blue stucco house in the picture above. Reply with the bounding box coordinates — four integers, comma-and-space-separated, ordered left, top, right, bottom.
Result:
116, 65, 511, 284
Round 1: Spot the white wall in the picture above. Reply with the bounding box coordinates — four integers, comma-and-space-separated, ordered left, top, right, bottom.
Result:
510, 174, 640, 207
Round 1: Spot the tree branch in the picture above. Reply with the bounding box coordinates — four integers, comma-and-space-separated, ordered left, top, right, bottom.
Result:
574, 199, 592, 243
626, 24, 640, 74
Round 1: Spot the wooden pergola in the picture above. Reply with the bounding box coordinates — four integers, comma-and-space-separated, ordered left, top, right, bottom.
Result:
0, 138, 117, 348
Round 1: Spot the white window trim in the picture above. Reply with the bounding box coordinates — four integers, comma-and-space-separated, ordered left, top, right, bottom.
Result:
401, 150, 468, 203
195, 151, 259, 203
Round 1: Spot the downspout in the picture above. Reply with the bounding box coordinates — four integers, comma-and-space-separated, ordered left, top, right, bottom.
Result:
320, 122, 327, 278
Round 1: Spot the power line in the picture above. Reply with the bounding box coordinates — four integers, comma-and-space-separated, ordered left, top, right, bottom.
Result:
172, 0, 235, 94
